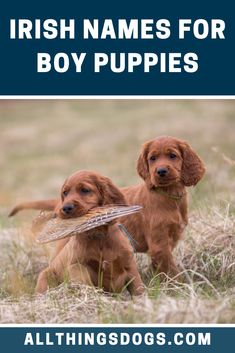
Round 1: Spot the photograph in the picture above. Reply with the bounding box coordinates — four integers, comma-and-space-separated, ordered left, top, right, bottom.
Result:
0, 99, 234, 324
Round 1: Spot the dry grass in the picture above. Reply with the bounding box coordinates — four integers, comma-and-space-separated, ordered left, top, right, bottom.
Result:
0, 100, 234, 323
0, 206, 234, 324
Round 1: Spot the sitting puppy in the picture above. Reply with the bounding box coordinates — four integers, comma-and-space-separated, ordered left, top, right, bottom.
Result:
34, 170, 144, 295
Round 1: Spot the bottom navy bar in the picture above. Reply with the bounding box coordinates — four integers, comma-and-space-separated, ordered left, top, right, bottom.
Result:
0, 327, 233, 353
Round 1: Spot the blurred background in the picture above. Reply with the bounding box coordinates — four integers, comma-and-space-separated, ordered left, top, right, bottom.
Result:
0, 99, 234, 220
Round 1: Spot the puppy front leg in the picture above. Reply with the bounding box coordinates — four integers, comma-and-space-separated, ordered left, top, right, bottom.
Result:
35, 268, 59, 294
151, 251, 178, 276
126, 264, 145, 296
35, 239, 74, 293
67, 264, 94, 286
148, 232, 179, 276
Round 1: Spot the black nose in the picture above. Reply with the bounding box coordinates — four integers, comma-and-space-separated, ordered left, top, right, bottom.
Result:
157, 167, 168, 177
62, 203, 75, 214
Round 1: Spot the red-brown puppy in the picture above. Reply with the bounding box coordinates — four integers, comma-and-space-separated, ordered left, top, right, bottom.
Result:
9, 136, 205, 276
34, 170, 144, 295
120, 136, 205, 274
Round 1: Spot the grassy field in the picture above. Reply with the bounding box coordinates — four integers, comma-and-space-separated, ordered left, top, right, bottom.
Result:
0, 99, 234, 323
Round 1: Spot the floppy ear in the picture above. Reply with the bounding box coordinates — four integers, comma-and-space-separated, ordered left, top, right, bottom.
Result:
136, 141, 153, 189
97, 176, 127, 206
179, 141, 205, 186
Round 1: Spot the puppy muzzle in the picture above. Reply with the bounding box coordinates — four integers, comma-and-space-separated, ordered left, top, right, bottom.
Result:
59, 202, 87, 219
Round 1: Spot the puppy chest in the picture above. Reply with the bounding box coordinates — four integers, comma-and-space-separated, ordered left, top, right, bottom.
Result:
151, 203, 183, 222
149, 209, 185, 236
86, 256, 125, 276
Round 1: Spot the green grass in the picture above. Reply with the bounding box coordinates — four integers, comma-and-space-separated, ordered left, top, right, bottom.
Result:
0, 99, 234, 323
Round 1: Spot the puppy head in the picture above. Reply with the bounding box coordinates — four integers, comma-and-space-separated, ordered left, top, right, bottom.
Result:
137, 136, 205, 189
58, 170, 126, 219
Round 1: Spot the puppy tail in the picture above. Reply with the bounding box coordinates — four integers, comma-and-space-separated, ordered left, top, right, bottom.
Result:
8, 199, 58, 217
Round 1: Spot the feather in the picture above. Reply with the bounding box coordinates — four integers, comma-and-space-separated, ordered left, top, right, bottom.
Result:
36, 205, 142, 244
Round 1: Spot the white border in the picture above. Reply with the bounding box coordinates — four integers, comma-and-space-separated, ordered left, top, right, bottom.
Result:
0, 324, 234, 327
1, 94, 234, 327
0, 96, 235, 99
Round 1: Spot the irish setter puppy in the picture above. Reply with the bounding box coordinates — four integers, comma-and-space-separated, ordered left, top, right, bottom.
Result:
9, 136, 205, 276
121, 136, 205, 275
30, 170, 144, 295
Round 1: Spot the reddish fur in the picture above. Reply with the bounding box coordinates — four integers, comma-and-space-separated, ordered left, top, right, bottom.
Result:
9, 137, 205, 276
121, 136, 205, 274
34, 170, 144, 295
8, 199, 56, 217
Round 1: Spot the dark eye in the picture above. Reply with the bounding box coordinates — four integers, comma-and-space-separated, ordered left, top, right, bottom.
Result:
169, 153, 177, 159
149, 155, 157, 162
80, 187, 91, 194
62, 190, 69, 197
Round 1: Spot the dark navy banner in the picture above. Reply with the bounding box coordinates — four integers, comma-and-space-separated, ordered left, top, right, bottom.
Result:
0, 326, 234, 353
0, 0, 234, 95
